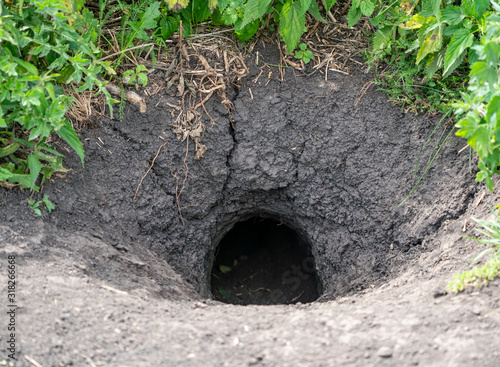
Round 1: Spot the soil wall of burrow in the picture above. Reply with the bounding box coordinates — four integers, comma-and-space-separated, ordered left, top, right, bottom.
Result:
8, 51, 476, 302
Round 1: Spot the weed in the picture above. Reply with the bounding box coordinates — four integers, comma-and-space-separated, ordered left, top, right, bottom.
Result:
447, 257, 500, 292
295, 42, 314, 64
123, 65, 149, 87
447, 209, 500, 293
0, 0, 115, 192
454, 4, 500, 191
28, 194, 55, 216
168, 0, 339, 53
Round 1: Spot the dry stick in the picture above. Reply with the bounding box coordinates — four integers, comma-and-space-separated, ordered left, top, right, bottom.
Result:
81, 354, 97, 367
133, 140, 169, 200
98, 43, 155, 62
200, 92, 216, 124
277, 38, 285, 81
25, 356, 43, 367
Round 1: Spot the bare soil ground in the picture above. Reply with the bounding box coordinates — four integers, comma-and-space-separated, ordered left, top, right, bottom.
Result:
1, 41, 499, 366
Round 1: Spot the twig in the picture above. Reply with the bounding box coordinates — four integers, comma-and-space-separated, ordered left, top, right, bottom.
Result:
81, 354, 97, 367
98, 43, 155, 62
133, 140, 169, 200
100, 284, 130, 296
25, 356, 43, 367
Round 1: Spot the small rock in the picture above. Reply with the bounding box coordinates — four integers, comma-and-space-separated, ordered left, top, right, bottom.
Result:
472, 306, 481, 315
377, 346, 393, 358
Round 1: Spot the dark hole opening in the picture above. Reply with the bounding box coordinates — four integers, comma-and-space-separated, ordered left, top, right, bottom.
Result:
211, 217, 321, 305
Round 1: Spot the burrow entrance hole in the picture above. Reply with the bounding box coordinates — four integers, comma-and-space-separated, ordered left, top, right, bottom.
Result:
210, 217, 321, 305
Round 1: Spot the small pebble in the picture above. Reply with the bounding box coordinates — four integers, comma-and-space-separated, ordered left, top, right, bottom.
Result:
377, 346, 393, 358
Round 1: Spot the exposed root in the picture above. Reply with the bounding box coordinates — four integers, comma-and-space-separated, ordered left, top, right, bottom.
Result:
133, 139, 169, 201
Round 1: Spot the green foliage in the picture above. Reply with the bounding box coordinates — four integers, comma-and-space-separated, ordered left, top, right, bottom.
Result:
454, 7, 500, 191
0, 0, 115, 192
447, 209, 500, 292
359, 0, 492, 81
168, 0, 334, 53
447, 256, 500, 292
294, 42, 314, 63
28, 194, 55, 216
123, 65, 149, 87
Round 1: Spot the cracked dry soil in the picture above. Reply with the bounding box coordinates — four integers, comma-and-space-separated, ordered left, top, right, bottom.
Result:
1, 44, 500, 366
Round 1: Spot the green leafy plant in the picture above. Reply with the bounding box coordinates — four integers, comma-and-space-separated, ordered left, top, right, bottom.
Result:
348, 0, 376, 28
28, 194, 55, 216
454, 4, 500, 191
167, 0, 338, 53
0, 0, 115, 192
447, 256, 500, 292
363, 0, 491, 78
447, 209, 500, 292
295, 42, 314, 63
123, 65, 149, 87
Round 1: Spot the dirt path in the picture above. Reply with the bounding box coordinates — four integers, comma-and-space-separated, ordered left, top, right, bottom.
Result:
1, 44, 499, 366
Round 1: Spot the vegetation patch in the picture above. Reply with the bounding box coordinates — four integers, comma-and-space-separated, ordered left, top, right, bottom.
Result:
448, 210, 500, 292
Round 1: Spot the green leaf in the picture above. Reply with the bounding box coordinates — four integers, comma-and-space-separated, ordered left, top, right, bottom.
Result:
0, 142, 20, 158
441, 6, 463, 25
28, 154, 42, 188
43, 194, 55, 213
217, 288, 230, 298
219, 265, 232, 274
209, 0, 218, 12
299, 0, 313, 14
456, 115, 492, 160
352, 0, 360, 9
8, 173, 37, 190
471, 62, 498, 87
400, 14, 429, 30
0, 167, 13, 181
241, 0, 273, 28
137, 73, 148, 86
303, 50, 313, 63
416, 26, 442, 64
57, 122, 85, 166
484, 41, 500, 67
221, 5, 240, 24
372, 26, 392, 52
425, 48, 445, 79
442, 50, 466, 79
430, 0, 441, 17
126, 2, 161, 42
443, 29, 473, 76
235, 20, 260, 41
29, 122, 53, 140
12, 57, 39, 76
474, 0, 491, 19
487, 96, 500, 130
308, 0, 326, 23
347, 5, 362, 28
324, 0, 338, 13
360, 0, 375, 17
279, 1, 306, 53
160, 16, 180, 41
165, 0, 189, 11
